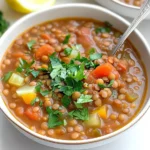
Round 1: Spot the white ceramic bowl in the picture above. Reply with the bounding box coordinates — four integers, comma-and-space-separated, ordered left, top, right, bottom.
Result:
0, 4, 150, 150
96, 0, 150, 19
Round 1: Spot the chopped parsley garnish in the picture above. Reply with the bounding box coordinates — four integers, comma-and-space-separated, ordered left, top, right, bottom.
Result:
39, 101, 43, 107
1, 71, 12, 82
98, 80, 114, 89
69, 108, 89, 121
30, 70, 39, 78
35, 82, 50, 96
63, 34, 71, 44
64, 47, 72, 56
95, 21, 112, 34
30, 97, 39, 106
46, 107, 63, 128
61, 95, 71, 108
77, 94, 92, 104
90, 53, 102, 61
74, 102, 83, 108
0, 11, 9, 37
27, 40, 36, 50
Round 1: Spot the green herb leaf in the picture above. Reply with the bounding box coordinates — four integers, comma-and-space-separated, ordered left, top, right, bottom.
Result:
95, 27, 111, 34
77, 94, 92, 104
63, 34, 71, 44
39, 101, 43, 107
59, 86, 73, 96
40, 90, 49, 96
30, 70, 39, 78
89, 48, 96, 54
30, 97, 39, 106
61, 95, 71, 108
35, 82, 43, 92
105, 21, 112, 28
90, 53, 102, 60
27, 40, 36, 50
1, 71, 12, 82
69, 108, 89, 121
98, 80, 114, 89
64, 47, 72, 56
46, 107, 63, 128
74, 102, 83, 108
107, 80, 114, 87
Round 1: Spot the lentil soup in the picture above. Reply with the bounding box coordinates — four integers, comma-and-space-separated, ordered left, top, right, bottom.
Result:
0, 18, 147, 140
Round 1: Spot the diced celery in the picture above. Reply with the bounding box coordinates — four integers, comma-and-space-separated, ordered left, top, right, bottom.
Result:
85, 113, 101, 127
69, 50, 78, 59
16, 85, 36, 96
8, 73, 24, 86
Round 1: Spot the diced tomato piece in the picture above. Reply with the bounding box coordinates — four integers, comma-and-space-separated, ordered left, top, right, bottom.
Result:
92, 63, 120, 79
25, 106, 42, 121
12, 52, 29, 60
41, 33, 50, 40
35, 44, 54, 60
117, 60, 128, 72
77, 27, 94, 48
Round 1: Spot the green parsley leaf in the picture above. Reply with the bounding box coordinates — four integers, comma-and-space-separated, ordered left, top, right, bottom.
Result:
1, 71, 12, 82
65, 77, 83, 92
59, 86, 73, 96
74, 102, 83, 108
39, 101, 43, 107
69, 108, 89, 121
30, 97, 39, 106
90, 53, 102, 60
30, 70, 39, 78
35, 82, 43, 92
16, 58, 35, 76
27, 40, 36, 50
98, 80, 114, 89
77, 94, 92, 104
89, 48, 95, 54
63, 34, 71, 44
64, 47, 72, 56
61, 95, 71, 108
46, 107, 63, 128
40, 90, 49, 96
107, 80, 114, 87
95, 27, 111, 34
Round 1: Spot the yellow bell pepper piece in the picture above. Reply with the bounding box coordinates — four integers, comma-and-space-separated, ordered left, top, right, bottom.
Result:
21, 93, 37, 104
93, 105, 108, 119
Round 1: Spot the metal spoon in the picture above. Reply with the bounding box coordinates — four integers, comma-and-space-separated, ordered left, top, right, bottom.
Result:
110, 0, 150, 55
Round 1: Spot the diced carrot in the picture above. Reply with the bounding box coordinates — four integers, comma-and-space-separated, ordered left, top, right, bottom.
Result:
92, 63, 119, 79
25, 106, 42, 121
21, 93, 37, 105
117, 60, 128, 72
12, 52, 28, 60
35, 44, 54, 60
41, 33, 50, 40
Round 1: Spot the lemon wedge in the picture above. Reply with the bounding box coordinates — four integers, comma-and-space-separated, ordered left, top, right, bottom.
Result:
6, 0, 56, 13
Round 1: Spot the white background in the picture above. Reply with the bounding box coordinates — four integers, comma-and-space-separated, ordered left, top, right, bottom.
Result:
0, 0, 150, 150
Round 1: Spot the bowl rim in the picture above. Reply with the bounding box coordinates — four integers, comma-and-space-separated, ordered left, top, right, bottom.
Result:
0, 3, 150, 145
112, 0, 140, 10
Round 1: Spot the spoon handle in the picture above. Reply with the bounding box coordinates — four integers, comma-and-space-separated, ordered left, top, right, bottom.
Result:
110, 0, 150, 55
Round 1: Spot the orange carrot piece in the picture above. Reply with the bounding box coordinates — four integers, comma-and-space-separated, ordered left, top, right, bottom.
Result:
25, 106, 42, 121
35, 44, 54, 60
92, 63, 119, 79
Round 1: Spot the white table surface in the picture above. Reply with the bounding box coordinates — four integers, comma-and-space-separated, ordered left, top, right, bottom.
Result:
0, 0, 150, 150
